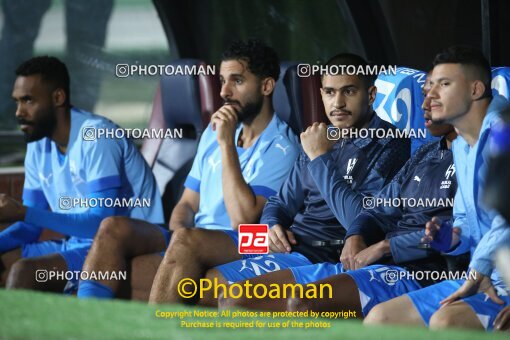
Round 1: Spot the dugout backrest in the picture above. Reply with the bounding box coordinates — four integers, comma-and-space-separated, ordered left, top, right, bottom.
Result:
373, 66, 510, 155
273, 62, 303, 135
300, 69, 328, 128
273, 62, 327, 134
373, 67, 436, 155
492, 67, 510, 100
141, 59, 221, 223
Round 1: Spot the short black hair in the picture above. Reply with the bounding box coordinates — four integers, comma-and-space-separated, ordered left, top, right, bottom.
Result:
433, 45, 492, 98
15, 56, 71, 105
221, 39, 280, 82
322, 53, 376, 89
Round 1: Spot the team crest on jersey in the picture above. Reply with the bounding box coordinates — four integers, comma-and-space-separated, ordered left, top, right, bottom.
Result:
440, 164, 455, 189
344, 158, 357, 184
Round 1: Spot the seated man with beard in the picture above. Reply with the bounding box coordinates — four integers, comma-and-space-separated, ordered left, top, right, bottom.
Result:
0, 56, 163, 292
76, 39, 301, 299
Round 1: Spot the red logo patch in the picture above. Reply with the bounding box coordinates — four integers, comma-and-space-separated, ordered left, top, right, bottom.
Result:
238, 224, 269, 254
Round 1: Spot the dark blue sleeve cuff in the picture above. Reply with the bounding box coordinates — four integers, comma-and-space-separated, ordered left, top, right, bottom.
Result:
251, 186, 277, 199
184, 176, 200, 193
22, 189, 48, 207
87, 175, 122, 193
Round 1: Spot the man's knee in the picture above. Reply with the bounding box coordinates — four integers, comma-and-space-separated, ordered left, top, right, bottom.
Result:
287, 295, 313, 312
217, 286, 250, 309
6, 258, 38, 288
429, 307, 470, 330
95, 216, 135, 245
217, 292, 249, 309
364, 303, 391, 325
166, 228, 202, 257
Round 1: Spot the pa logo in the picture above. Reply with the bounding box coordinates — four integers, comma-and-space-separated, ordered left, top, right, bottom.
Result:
238, 224, 269, 255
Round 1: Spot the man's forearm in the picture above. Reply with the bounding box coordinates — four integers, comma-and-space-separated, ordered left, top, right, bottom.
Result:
378, 239, 391, 256
169, 203, 196, 230
220, 143, 261, 228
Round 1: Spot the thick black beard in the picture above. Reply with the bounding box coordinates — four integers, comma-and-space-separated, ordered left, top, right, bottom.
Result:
19, 108, 57, 143
431, 118, 446, 125
237, 96, 264, 125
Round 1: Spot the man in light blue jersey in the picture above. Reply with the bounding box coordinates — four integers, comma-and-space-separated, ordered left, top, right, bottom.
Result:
77, 39, 300, 301
364, 46, 510, 332
0, 56, 163, 292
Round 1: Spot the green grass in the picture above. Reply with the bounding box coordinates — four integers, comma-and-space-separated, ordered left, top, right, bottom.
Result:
0, 289, 506, 339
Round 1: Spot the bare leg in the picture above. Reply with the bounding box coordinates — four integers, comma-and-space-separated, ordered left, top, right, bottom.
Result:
0, 222, 22, 287
7, 253, 68, 292
81, 216, 167, 295
429, 301, 484, 330
149, 228, 240, 304
123, 253, 163, 301
197, 268, 228, 307
364, 295, 425, 327
0, 248, 21, 287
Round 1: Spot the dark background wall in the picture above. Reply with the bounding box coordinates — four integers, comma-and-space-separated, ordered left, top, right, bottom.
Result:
154, 0, 509, 69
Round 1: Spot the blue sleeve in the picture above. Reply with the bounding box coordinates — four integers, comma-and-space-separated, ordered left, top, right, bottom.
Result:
342, 213, 385, 247
0, 199, 46, 253
469, 215, 510, 276
309, 143, 406, 232
184, 124, 213, 193
307, 152, 366, 231
22, 144, 49, 208
23, 188, 120, 239
247, 139, 299, 199
346, 169, 407, 238
0, 221, 42, 253
389, 229, 432, 263
82, 124, 124, 193
0, 145, 52, 253
444, 187, 471, 256
260, 153, 304, 228
344, 158, 412, 247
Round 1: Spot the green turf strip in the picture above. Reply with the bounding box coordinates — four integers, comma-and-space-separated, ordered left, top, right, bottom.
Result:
0, 289, 506, 339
